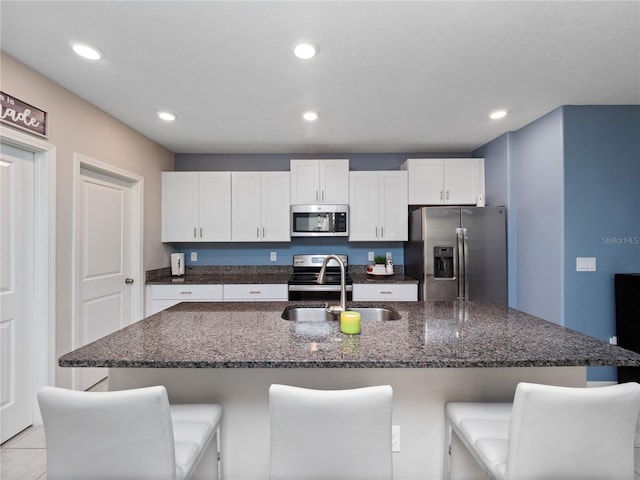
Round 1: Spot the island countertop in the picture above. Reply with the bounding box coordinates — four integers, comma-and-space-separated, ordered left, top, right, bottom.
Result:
59, 300, 640, 369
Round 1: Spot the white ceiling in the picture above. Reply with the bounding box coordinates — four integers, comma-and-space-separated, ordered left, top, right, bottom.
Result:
1, 1, 639, 154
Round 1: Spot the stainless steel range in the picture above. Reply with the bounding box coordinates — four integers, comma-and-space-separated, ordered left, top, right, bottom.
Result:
288, 254, 353, 302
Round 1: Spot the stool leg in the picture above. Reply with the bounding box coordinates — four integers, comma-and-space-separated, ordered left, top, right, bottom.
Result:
216, 425, 222, 480
443, 419, 452, 480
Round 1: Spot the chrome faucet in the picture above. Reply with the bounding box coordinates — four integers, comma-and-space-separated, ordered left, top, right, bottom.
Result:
317, 254, 347, 315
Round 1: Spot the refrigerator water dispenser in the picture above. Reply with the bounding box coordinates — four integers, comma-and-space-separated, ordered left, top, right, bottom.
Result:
434, 246, 454, 278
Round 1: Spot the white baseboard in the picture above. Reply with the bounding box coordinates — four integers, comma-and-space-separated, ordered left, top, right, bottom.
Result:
587, 381, 617, 387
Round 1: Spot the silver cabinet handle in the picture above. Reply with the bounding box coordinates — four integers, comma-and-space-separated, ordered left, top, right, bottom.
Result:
200, 227, 203, 238
440, 190, 444, 201
125, 278, 134, 284
375, 226, 378, 238
249, 291, 261, 294
257, 227, 260, 238
446, 190, 450, 200
180, 291, 192, 295
194, 227, 197, 238
381, 226, 384, 238
263, 227, 265, 238
380, 291, 392, 295
321, 190, 325, 202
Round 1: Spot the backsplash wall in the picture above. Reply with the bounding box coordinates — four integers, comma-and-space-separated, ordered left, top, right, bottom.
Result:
174, 239, 404, 267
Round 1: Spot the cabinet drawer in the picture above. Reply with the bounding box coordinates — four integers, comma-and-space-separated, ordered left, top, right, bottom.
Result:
223, 284, 288, 302
147, 284, 223, 301
352, 284, 417, 301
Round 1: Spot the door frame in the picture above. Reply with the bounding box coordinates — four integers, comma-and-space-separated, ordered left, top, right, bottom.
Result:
0, 125, 56, 421
71, 153, 144, 389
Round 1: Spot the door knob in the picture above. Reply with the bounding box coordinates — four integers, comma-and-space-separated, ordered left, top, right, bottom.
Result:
125, 278, 134, 284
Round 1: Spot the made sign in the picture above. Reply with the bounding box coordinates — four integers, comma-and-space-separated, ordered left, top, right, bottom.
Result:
0, 91, 47, 137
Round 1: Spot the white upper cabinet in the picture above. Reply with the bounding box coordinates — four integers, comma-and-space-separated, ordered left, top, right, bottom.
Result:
349, 171, 408, 241
232, 171, 290, 242
402, 158, 484, 205
290, 159, 349, 204
162, 172, 231, 242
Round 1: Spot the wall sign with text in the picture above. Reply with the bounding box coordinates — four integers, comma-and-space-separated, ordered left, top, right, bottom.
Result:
0, 91, 48, 137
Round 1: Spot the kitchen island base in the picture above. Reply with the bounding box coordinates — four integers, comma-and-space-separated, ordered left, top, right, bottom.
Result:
108, 366, 585, 480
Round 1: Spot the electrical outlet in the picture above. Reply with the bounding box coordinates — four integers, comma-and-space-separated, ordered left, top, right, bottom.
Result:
391, 425, 400, 452
270, 251, 277, 261
191, 252, 197, 262
610, 336, 617, 345
368, 251, 374, 262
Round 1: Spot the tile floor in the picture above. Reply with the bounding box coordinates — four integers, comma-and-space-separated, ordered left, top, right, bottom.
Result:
2, 378, 640, 480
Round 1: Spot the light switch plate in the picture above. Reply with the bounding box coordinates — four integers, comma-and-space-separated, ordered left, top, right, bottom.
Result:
191, 252, 197, 262
576, 257, 596, 272
368, 251, 375, 262
270, 251, 277, 261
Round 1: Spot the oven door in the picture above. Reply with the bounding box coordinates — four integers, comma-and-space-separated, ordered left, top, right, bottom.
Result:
288, 284, 353, 302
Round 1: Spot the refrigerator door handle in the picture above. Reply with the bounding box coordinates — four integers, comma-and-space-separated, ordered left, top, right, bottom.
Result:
463, 227, 470, 301
456, 228, 465, 300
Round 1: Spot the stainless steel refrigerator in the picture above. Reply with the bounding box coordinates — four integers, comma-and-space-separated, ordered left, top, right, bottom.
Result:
404, 206, 507, 304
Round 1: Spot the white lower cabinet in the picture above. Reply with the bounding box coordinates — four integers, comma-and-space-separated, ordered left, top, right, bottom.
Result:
146, 283, 288, 314
223, 284, 288, 302
146, 285, 224, 316
352, 283, 417, 301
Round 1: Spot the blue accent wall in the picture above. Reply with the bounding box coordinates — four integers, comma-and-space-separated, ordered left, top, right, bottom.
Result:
513, 108, 565, 325
473, 132, 517, 307
475, 105, 640, 382
176, 239, 404, 267
563, 106, 640, 381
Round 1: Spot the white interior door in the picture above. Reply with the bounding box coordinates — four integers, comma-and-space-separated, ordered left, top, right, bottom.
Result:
0, 147, 35, 442
78, 168, 132, 390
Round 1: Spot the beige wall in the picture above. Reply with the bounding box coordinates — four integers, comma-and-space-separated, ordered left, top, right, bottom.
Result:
1, 52, 174, 388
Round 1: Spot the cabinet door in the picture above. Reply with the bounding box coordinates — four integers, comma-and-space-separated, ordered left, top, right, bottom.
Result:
444, 158, 483, 205
320, 159, 350, 204
405, 159, 444, 204
290, 159, 319, 204
378, 171, 408, 241
231, 172, 262, 241
349, 171, 379, 241
261, 172, 290, 241
162, 172, 199, 241
199, 172, 231, 241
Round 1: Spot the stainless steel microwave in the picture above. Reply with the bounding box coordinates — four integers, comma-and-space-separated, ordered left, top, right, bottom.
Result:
290, 205, 349, 237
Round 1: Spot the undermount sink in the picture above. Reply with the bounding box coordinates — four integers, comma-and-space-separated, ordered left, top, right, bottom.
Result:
281, 305, 401, 322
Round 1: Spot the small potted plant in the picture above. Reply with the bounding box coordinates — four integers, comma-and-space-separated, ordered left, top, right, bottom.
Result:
367, 255, 390, 275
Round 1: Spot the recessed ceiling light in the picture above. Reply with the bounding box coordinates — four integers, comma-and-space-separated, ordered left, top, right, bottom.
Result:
158, 111, 176, 122
72, 43, 103, 60
294, 43, 317, 60
302, 111, 319, 121
489, 110, 508, 120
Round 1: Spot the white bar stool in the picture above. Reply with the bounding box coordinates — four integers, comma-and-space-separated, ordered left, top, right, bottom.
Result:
269, 384, 393, 480
444, 381, 640, 480
38, 385, 222, 480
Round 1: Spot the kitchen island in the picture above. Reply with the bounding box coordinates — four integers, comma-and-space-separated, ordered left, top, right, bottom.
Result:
60, 301, 640, 480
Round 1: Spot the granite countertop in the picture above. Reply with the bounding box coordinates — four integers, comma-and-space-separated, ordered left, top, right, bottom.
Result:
146, 266, 418, 285
59, 300, 640, 369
